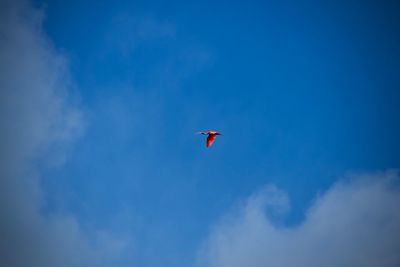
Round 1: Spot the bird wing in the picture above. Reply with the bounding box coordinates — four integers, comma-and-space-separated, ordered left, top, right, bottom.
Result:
206, 134, 217, 148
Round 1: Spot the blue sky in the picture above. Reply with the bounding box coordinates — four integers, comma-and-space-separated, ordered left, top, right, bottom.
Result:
1, 0, 400, 266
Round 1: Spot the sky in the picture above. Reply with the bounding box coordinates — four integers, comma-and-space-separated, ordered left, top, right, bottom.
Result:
0, 0, 399, 266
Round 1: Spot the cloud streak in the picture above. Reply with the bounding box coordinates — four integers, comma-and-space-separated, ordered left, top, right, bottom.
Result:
199, 171, 400, 267
0, 1, 132, 266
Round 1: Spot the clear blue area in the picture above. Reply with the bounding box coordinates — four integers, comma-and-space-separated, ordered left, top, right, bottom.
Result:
36, 0, 400, 266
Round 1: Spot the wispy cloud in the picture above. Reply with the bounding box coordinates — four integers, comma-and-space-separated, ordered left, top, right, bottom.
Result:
0, 1, 132, 266
104, 13, 176, 58
198, 171, 400, 267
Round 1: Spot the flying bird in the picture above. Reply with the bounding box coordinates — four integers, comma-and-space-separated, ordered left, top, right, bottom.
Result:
197, 131, 222, 148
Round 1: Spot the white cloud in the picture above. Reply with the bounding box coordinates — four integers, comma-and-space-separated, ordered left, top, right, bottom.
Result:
0, 1, 132, 266
199, 171, 400, 267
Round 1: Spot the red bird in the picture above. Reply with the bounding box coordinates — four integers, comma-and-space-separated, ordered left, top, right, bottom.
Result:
198, 131, 222, 148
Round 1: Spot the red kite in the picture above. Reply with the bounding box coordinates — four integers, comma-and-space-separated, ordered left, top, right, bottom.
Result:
198, 131, 222, 148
